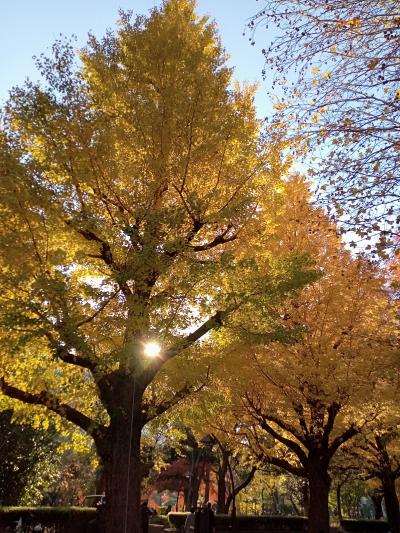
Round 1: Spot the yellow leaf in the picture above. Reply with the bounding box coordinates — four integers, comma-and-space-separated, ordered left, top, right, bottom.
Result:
367, 59, 379, 70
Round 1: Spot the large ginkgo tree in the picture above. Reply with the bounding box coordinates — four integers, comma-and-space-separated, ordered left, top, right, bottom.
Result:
0, 2, 315, 531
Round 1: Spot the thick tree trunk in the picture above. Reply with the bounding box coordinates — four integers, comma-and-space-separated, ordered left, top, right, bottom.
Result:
98, 379, 144, 533
382, 477, 400, 533
308, 466, 331, 533
191, 463, 203, 508
103, 428, 142, 533
370, 492, 383, 520
226, 460, 237, 519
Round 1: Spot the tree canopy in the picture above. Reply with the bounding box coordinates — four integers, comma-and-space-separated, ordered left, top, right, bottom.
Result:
250, 0, 400, 249
203, 178, 398, 533
0, 2, 316, 531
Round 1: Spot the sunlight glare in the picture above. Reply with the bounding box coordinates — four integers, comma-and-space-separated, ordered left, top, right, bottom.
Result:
144, 341, 161, 358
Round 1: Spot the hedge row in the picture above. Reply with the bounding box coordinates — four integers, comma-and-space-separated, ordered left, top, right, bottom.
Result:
167, 513, 390, 533
0, 508, 389, 533
340, 519, 390, 533
0, 507, 97, 533
167, 513, 308, 531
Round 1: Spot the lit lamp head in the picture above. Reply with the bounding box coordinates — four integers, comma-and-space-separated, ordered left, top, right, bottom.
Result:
144, 341, 161, 358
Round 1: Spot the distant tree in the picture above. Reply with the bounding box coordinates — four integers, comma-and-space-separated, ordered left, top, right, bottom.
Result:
0, 410, 58, 505
250, 0, 400, 249
43, 449, 97, 506
210, 434, 256, 516
216, 179, 398, 533
341, 428, 400, 532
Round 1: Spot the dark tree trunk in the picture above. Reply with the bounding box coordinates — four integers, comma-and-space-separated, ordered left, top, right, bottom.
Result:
103, 428, 142, 533
370, 492, 383, 520
226, 459, 236, 519
224, 465, 256, 516
290, 495, 301, 516
382, 476, 400, 533
302, 479, 310, 516
97, 378, 144, 533
203, 463, 211, 505
336, 484, 342, 521
307, 464, 331, 533
185, 446, 203, 510
217, 450, 229, 514
272, 489, 279, 515
191, 462, 203, 508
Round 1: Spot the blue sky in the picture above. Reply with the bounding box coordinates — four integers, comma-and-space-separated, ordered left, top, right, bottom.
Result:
0, 0, 271, 116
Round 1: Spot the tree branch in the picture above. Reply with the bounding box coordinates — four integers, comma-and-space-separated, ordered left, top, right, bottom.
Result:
55, 345, 98, 371
152, 311, 225, 370
44, 332, 98, 372
329, 425, 358, 458
259, 418, 308, 465
225, 466, 257, 512
254, 448, 305, 477
75, 288, 120, 328
144, 369, 209, 422
244, 393, 308, 464
292, 402, 310, 444
262, 412, 308, 447
322, 402, 341, 449
0, 377, 107, 442
191, 226, 237, 252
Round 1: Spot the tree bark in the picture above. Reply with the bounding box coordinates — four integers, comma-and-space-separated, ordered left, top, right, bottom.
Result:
336, 484, 342, 521
203, 462, 211, 505
97, 378, 144, 533
217, 450, 229, 514
224, 466, 256, 516
382, 476, 400, 533
302, 479, 310, 517
307, 464, 331, 533
370, 492, 383, 520
185, 446, 203, 510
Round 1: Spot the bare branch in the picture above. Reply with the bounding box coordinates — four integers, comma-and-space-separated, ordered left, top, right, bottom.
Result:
144, 368, 210, 422
75, 288, 120, 327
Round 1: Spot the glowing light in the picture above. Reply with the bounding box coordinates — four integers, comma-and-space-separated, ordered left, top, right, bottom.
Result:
144, 341, 161, 358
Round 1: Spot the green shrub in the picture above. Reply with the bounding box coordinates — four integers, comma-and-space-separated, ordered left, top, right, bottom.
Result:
151, 514, 170, 526
167, 513, 308, 531
340, 519, 390, 532
218, 515, 307, 531
168, 511, 189, 529
159, 505, 173, 516
0, 506, 97, 532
